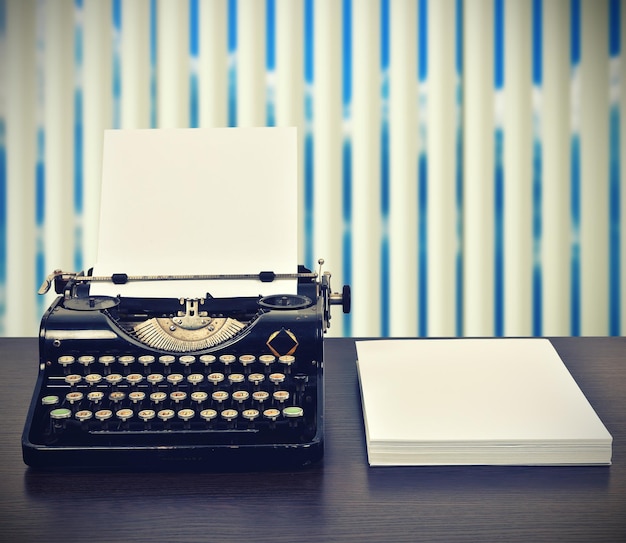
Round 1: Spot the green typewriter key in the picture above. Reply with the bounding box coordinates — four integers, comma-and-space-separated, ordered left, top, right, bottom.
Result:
170, 391, 187, 403
199, 354, 216, 367
87, 391, 104, 404
84, 373, 103, 386
200, 408, 217, 422
50, 408, 72, 420
221, 409, 238, 422
157, 409, 175, 422
75, 410, 93, 422
191, 391, 208, 404
129, 391, 145, 404
138, 409, 155, 422
273, 390, 290, 404
282, 406, 304, 419
78, 355, 95, 368
42, 395, 59, 406
116, 408, 133, 422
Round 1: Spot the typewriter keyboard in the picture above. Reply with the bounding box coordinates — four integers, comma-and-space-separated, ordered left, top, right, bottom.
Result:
35, 352, 318, 447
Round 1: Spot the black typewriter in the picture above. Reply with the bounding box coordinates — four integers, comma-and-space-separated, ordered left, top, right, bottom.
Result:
22, 261, 350, 470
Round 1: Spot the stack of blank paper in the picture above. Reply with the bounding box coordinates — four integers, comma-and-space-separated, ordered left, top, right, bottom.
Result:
356, 339, 612, 466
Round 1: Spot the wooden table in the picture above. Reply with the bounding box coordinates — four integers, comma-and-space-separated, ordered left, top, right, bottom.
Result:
1, 337, 625, 542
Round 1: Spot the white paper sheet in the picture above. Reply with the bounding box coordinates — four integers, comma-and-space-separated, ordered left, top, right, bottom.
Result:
91, 127, 298, 299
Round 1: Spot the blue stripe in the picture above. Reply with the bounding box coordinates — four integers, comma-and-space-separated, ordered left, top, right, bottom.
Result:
303, 0, 314, 270
112, 0, 122, 128
418, 0, 428, 82
35, 3, 46, 315
532, 0, 543, 336
266, 0, 276, 126
189, 0, 199, 127
304, 0, 314, 84
228, 0, 237, 127
342, 0, 352, 336
494, 128, 505, 337
609, 105, 621, 336
380, 0, 390, 336
494, 0, 505, 89
455, 0, 463, 336
74, 0, 84, 271
571, 0, 581, 65
150, 0, 157, 128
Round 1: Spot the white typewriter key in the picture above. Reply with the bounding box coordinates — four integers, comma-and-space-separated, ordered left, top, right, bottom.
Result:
78, 355, 95, 367
150, 391, 167, 404
64, 374, 82, 386
219, 354, 236, 366
232, 390, 250, 403
200, 408, 217, 421
239, 354, 256, 366
109, 391, 126, 403
170, 391, 187, 403
273, 390, 290, 403
199, 354, 216, 366
259, 354, 275, 367
221, 409, 238, 421
167, 373, 184, 385
147, 373, 164, 385
75, 410, 93, 422
129, 391, 145, 403
159, 355, 175, 367
116, 408, 134, 421
138, 355, 155, 367
58, 355, 75, 367
263, 408, 281, 422
212, 390, 229, 403
179, 355, 195, 367
95, 409, 113, 421
278, 355, 296, 367
157, 409, 175, 421
228, 373, 245, 385
98, 355, 115, 367
177, 408, 195, 421
50, 408, 72, 420
66, 391, 84, 404
105, 373, 123, 385
84, 373, 103, 385
118, 355, 135, 366
252, 391, 270, 403
191, 391, 208, 403
283, 406, 304, 418
42, 395, 59, 406
269, 373, 286, 385
87, 391, 104, 403
126, 373, 144, 385
138, 409, 155, 422
248, 373, 265, 385
242, 409, 260, 421
207, 372, 225, 385
187, 373, 204, 386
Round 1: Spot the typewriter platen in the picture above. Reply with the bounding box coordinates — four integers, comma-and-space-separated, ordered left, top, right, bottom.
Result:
22, 261, 350, 470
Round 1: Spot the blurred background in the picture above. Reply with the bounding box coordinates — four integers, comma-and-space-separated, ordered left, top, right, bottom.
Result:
0, 0, 624, 338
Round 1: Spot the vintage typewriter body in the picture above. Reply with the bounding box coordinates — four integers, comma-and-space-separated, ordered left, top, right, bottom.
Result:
23, 264, 349, 470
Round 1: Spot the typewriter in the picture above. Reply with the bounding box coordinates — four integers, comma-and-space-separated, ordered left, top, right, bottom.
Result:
22, 261, 350, 470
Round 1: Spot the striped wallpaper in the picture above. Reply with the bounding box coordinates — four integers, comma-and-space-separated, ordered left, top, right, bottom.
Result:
0, 0, 624, 339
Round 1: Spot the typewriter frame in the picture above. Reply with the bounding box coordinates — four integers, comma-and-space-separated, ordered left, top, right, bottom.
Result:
22, 265, 348, 471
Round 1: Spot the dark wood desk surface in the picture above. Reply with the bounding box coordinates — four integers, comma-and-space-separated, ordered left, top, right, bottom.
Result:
1, 337, 624, 542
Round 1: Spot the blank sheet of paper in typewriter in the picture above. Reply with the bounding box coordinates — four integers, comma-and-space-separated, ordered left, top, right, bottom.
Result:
91, 127, 298, 299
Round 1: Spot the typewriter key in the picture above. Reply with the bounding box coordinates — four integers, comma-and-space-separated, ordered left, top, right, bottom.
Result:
109, 391, 126, 404
95, 409, 113, 421
273, 390, 290, 403
228, 373, 245, 385
129, 391, 145, 403
105, 373, 123, 385
65, 391, 84, 405
57, 355, 75, 368
75, 410, 93, 422
278, 355, 296, 367
138, 409, 155, 422
242, 409, 260, 421
42, 395, 59, 406
263, 408, 281, 422
252, 391, 270, 403
269, 373, 286, 385
98, 355, 115, 367
116, 408, 133, 422
147, 373, 164, 385
187, 373, 204, 386
78, 355, 95, 367
248, 373, 265, 385
170, 391, 187, 403
212, 390, 229, 403
84, 373, 103, 386
221, 409, 238, 422
259, 354, 275, 367
239, 354, 256, 366
118, 355, 135, 366
157, 409, 175, 421
159, 355, 175, 367
50, 408, 72, 420
177, 408, 195, 421
138, 355, 155, 367
207, 372, 225, 385
191, 391, 208, 404
64, 374, 82, 386
179, 355, 195, 367
219, 354, 236, 365
126, 373, 144, 385
199, 354, 216, 366
282, 406, 304, 418
87, 391, 104, 403
200, 408, 217, 421
167, 373, 184, 386
232, 390, 249, 403
150, 391, 167, 404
